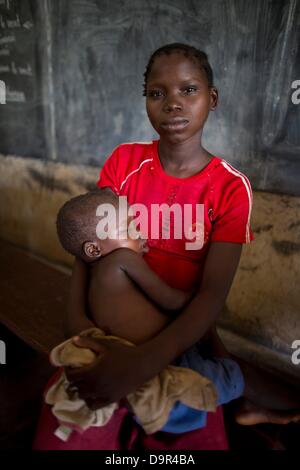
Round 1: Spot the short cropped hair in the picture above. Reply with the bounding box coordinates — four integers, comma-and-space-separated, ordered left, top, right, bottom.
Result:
56, 188, 118, 258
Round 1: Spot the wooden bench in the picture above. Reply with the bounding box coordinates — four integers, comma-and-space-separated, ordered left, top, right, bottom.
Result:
0, 240, 72, 448
0, 240, 67, 354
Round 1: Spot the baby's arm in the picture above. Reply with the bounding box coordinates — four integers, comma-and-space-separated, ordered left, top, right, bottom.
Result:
117, 248, 193, 312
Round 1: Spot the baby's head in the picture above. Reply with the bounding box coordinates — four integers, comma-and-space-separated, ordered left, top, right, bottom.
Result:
56, 189, 148, 262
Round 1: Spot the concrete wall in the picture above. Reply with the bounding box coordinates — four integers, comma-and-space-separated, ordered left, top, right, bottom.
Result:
0, 154, 299, 382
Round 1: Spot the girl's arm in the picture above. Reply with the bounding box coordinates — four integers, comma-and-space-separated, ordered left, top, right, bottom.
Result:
146, 242, 242, 361
66, 242, 242, 406
117, 248, 192, 311
64, 258, 95, 338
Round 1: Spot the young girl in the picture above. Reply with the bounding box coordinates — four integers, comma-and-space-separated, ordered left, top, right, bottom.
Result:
33, 43, 300, 450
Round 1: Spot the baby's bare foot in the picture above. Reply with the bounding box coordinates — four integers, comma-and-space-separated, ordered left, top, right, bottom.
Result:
235, 399, 300, 426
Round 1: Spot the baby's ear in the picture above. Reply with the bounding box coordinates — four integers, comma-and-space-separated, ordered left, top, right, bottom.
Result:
82, 241, 102, 259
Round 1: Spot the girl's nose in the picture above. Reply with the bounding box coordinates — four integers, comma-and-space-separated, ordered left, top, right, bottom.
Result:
163, 94, 183, 113
164, 103, 182, 112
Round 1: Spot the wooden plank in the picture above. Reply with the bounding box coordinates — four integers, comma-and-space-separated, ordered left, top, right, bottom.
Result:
0, 240, 67, 353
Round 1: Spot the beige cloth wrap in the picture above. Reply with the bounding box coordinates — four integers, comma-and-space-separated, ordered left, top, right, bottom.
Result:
46, 328, 217, 435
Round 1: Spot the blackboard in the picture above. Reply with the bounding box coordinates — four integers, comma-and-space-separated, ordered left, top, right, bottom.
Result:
0, 0, 46, 157
0, 0, 299, 195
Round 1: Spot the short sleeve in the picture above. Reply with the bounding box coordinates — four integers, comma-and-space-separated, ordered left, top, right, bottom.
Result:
97, 146, 121, 195
211, 177, 254, 244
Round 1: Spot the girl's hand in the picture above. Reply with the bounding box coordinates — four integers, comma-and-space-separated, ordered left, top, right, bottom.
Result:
65, 336, 151, 409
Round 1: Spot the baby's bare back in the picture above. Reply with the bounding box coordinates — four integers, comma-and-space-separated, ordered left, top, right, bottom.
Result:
88, 250, 170, 344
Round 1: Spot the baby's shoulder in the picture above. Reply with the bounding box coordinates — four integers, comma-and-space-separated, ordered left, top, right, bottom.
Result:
91, 250, 133, 287
97, 248, 141, 270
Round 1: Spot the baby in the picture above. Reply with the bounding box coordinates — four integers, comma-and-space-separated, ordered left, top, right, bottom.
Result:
46, 189, 217, 441
57, 188, 193, 343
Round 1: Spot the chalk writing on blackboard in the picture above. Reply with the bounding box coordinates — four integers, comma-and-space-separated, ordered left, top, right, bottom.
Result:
0, 0, 36, 103
0, 62, 32, 75
0, 9, 32, 29
18, 64, 32, 76
0, 0, 12, 10
0, 79, 6, 103
0, 35, 15, 45
0, 14, 21, 28
291, 80, 300, 105
6, 85, 25, 102
0, 0, 46, 157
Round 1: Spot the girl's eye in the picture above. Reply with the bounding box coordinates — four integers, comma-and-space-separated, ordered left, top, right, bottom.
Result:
183, 86, 197, 94
147, 90, 163, 98
146, 86, 197, 98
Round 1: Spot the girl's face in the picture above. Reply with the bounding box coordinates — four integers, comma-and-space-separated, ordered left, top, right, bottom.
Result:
145, 53, 218, 144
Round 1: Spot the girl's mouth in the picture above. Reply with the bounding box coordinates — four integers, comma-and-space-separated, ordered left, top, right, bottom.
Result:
160, 119, 189, 131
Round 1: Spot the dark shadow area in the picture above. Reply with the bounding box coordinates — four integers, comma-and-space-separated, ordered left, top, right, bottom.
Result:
0, 324, 54, 449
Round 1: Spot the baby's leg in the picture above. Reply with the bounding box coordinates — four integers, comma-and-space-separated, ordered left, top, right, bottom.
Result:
159, 343, 244, 434
177, 343, 245, 406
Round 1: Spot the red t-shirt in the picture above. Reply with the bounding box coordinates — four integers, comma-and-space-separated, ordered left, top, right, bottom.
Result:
97, 140, 253, 291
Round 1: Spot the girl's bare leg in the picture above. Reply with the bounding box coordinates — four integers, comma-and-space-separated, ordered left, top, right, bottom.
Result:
232, 356, 300, 425
206, 327, 300, 425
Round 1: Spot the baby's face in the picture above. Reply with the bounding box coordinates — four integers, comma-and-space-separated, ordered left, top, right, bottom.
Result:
99, 214, 148, 256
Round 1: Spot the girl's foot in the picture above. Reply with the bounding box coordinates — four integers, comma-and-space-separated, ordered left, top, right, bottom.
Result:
235, 399, 300, 425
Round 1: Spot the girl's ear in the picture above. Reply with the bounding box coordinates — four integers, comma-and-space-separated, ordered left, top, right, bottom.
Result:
210, 87, 218, 110
82, 241, 102, 259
